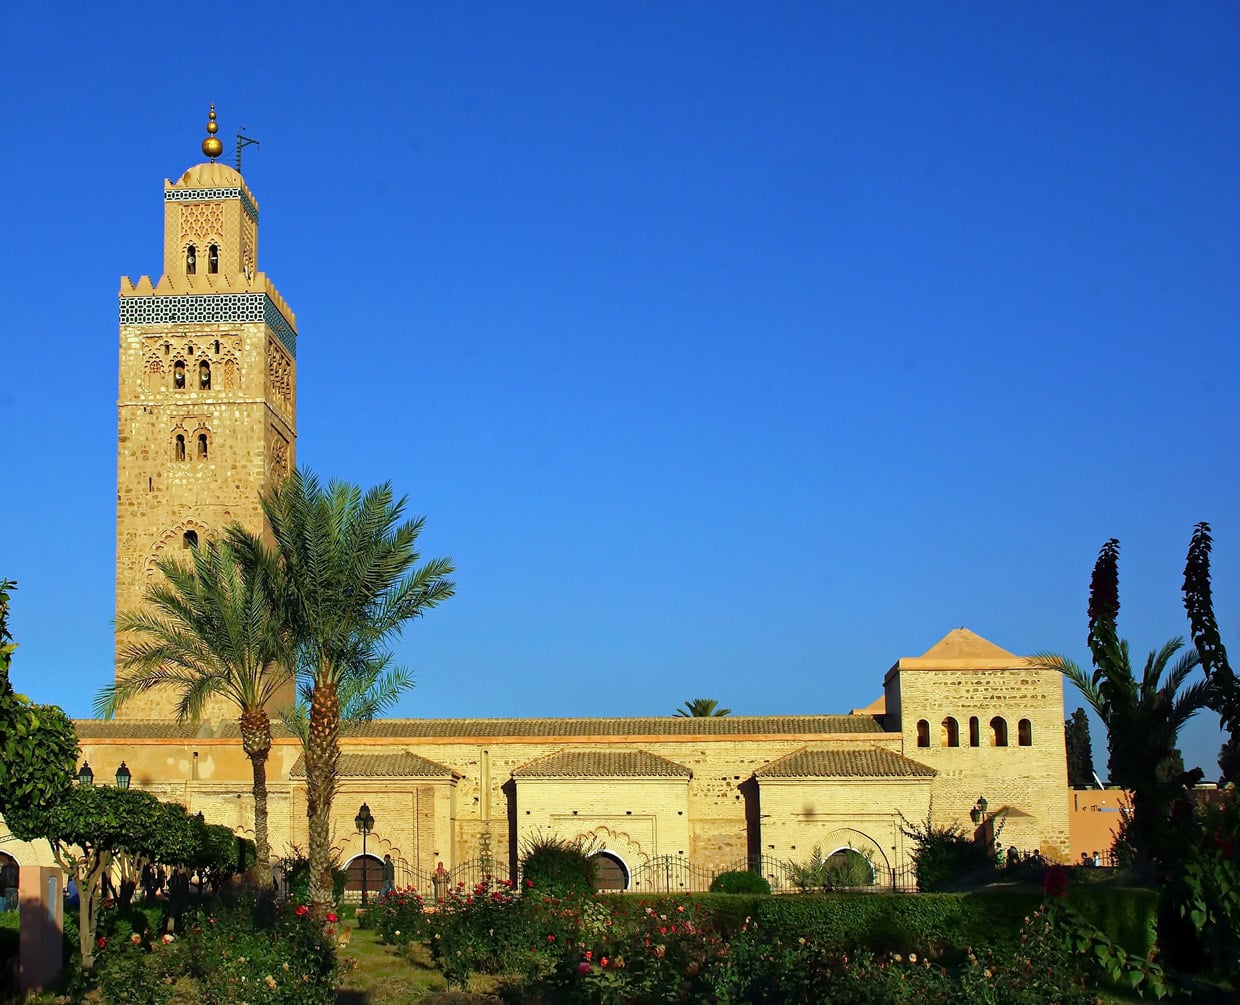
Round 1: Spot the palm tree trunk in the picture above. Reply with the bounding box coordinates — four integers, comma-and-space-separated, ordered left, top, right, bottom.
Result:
239, 706, 273, 870
305, 678, 340, 924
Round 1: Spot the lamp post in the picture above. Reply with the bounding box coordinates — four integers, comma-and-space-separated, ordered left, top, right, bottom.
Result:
355, 802, 375, 906
115, 762, 131, 790
77, 762, 94, 786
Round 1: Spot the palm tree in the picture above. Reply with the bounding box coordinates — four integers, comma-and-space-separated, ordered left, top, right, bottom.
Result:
96, 541, 291, 870
228, 470, 454, 923
277, 651, 413, 745
1028, 539, 1213, 868
674, 698, 731, 717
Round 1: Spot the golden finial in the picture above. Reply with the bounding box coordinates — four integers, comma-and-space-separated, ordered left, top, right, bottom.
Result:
201, 104, 224, 160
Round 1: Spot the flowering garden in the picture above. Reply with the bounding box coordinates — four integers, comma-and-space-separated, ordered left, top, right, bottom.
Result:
360, 864, 1167, 1004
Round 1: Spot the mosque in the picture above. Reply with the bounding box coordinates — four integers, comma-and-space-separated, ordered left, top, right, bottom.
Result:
2, 110, 1071, 895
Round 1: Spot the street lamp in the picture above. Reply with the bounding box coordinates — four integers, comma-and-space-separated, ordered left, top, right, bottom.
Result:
355, 802, 375, 906
115, 762, 132, 790
969, 796, 988, 825
77, 762, 94, 786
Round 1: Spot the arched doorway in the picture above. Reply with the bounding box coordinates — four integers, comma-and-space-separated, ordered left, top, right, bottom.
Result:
1, 851, 19, 911
823, 847, 875, 888
343, 853, 385, 899
590, 851, 630, 892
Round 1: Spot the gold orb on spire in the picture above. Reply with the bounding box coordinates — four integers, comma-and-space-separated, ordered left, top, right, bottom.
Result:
201, 104, 224, 160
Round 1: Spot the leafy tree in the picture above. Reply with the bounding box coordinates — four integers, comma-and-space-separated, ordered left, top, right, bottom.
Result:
42, 785, 164, 968
96, 541, 292, 869
1030, 538, 1214, 869
0, 579, 78, 841
228, 470, 454, 923
1064, 707, 1097, 788
1183, 521, 1240, 783
673, 697, 731, 717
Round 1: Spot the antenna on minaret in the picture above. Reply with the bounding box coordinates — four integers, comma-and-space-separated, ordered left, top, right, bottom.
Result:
236, 128, 261, 172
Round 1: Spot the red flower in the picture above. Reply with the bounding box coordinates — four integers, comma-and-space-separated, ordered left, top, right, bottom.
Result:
97, 936, 108, 949
295, 904, 309, 916
547, 934, 556, 942
1041, 865, 1069, 899
577, 961, 591, 973
326, 912, 338, 922
600, 956, 609, 967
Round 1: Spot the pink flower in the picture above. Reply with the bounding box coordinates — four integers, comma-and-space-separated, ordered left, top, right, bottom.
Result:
547, 934, 556, 942
295, 905, 309, 916
577, 961, 591, 973
526, 879, 534, 887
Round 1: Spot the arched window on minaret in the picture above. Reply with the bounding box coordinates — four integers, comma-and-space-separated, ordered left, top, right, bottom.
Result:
197, 434, 209, 461
186, 245, 197, 275
173, 360, 186, 390
1018, 718, 1033, 746
199, 360, 211, 390
916, 719, 930, 748
941, 716, 960, 747
174, 434, 186, 462
182, 530, 198, 549
208, 244, 219, 274
969, 716, 980, 747
990, 716, 1009, 747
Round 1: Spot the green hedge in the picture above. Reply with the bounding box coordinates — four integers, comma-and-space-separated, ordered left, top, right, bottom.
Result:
600, 886, 1159, 960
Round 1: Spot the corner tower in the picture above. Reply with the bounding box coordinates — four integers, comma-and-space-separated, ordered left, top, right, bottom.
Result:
115, 107, 297, 720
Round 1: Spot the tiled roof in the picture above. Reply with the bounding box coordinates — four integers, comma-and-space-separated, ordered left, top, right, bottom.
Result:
74, 714, 886, 741
75, 720, 211, 739
919, 628, 1017, 661
288, 752, 456, 779
513, 749, 692, 779
756, 747, 936, 779
334, 715, 884, 739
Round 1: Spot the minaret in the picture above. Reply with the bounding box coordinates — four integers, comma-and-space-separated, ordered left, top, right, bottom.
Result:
115, 106, 297, 720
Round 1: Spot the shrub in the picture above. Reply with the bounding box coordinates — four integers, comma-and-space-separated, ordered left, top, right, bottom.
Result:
901, 813, 995, 891
94, 930, 184, 1005
426, 875, 529, 987
709, 870, 771, 895
187, 901, 339, 1005
373, 886, 429, 946
520, 833, 596, 896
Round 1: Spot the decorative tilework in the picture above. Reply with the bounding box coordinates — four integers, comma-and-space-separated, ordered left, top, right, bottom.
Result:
165, 186, 259, 222
119, 294, 296, 358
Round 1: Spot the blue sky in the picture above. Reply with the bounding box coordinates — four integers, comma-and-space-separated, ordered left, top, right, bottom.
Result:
1, 3, 1237, 776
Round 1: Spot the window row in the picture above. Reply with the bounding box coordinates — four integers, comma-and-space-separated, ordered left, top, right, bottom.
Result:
185, 244, 219, 275
915, 716, 1032, 748
172, 432, 211, 461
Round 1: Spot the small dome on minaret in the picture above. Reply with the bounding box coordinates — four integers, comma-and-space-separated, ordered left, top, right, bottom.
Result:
201, 104, 224, 160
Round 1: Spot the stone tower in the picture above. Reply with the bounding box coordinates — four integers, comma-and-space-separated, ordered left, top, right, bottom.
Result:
115, 107, 297, 720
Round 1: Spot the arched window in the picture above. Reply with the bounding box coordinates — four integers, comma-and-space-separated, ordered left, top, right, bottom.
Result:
990, 716, 1009, 747
199, 360, 211, 390
185, 245, 197, 275
1018, 718, 1033, 746
941, 716, 960, 747
174, 434, 186, 462
969, 716, 980, 747
182, 530, 198, 549
173, 360, 186, 390
197, 434, 209, 460
208, 244, 219, 274
916, 719, 930, 748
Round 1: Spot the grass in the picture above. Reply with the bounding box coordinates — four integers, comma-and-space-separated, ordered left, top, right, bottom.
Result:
335, 923, 504, 1005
